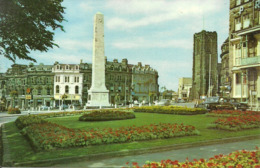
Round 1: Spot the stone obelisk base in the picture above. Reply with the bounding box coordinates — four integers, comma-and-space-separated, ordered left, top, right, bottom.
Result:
86, 90, 110, 107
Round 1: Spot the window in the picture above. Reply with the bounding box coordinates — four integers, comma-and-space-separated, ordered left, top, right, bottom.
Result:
65, 85, 69, 94
236, 73, 241, 84
56, 85, 59, 93
244, 0, 249, 2
38, 89, 41, 95
65, 76, 70, 83
66, 65, 69, 70
75, 86, 79, 94
47, 88, 51, 95
235, 44, 241, 65
75, 66, 79, 70
235, 17, 241, 31
236, 0, 241, 6
74, 77, 79, 83
243, 14, 250, 28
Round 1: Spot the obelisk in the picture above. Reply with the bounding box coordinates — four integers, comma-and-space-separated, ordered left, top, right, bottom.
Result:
87, 12, 110, 106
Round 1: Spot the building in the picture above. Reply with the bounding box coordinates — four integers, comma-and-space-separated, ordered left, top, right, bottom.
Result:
191, 30, 218, 100
178, 77, 192, 101
52, 62, 83, 107
131, 62, 159, 103
229, 0, 260, 108
1, 59, 159, 109
220, 37, 231, 97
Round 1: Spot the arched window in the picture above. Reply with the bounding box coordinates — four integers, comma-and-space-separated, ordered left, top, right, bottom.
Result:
75, 86, 79, 94
56, 85, 59, 94
65, 85, 69, 94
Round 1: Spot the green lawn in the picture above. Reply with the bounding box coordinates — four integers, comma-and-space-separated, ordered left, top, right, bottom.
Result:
3, 112, 260, 165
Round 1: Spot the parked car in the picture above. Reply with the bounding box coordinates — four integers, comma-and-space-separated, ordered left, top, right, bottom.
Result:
177, 99, 186, 103
40, 105, 51, 110
195, 97, 248, 111
156, 99, 170, 106
228, 99, 248, 111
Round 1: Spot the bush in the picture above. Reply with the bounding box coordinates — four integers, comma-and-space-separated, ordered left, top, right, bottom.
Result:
15, 115, 47, 130
79, 110, 136, 121
133, 106, 207, 115
8, 108, 21, 114
206, 110, 259, 117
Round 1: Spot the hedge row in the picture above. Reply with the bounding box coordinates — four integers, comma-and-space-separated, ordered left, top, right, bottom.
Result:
206, 110, 259, 117
21, 122, 199, 150
133, 106, 207, 115
8, 108, 21, 114
15, 115, 47, 130
79, 110, 135, 121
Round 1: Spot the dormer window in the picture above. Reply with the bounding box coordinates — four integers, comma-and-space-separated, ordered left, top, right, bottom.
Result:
57, 65, 60, 70
75, 65, 79, 70
66, 65, 69, 70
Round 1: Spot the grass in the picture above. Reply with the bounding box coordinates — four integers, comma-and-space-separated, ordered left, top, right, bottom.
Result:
3, 112, 260, 165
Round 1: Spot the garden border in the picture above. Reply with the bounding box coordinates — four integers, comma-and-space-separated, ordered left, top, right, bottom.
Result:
2, 122, 260, 167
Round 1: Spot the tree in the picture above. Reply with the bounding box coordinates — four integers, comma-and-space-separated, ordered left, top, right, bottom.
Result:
0, 0, 65, 62
10, 90, 18, 108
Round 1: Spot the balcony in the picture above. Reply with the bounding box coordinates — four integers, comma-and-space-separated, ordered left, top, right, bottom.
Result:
241, 56, 260, 66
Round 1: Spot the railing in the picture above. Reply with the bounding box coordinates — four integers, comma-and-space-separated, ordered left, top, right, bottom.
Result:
241, 56, 260, 66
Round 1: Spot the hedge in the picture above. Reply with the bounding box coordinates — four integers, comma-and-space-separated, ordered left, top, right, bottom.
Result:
133, 106, 207, 115
15, 115, 47, 130
8, 108, 21, 114
79, 110, 135, 121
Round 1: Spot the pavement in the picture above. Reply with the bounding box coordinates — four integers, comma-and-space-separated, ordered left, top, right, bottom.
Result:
53, 138, 260, 167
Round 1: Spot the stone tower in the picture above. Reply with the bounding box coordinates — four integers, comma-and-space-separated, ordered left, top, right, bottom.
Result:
87, 12, 110, 106
191, 30, 218, 100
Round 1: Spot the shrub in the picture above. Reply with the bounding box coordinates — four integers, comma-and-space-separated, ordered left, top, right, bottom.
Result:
133, 106, 207, 115
79, 110, 136, 121
15, 115, 47, 130
206, 110, 259, 117
208, 115, 260, 131
21, 122, 199, 150
7, 108, 21, 114
124, 148, 260, 168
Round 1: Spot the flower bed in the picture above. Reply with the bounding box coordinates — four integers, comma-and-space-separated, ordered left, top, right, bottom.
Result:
21, 122, 199, 150
7, 107, 21, 114
133, 106, 207, 115
208, 115, 260, 131
79, 110, 135, 121
124, 148, 260, 168
207, 110, 259, 117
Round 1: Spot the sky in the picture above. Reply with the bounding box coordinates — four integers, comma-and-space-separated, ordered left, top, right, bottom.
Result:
0, 0, 230, 91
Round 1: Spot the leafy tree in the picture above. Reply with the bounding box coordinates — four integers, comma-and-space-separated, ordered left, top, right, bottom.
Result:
10, 90, 18, 107
0, 0, 65, 62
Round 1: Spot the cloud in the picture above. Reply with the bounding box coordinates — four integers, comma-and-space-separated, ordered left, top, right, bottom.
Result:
111, 37, 192, 50
106, 0, 225, 30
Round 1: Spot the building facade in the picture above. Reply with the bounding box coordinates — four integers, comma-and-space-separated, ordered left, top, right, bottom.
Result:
1, 59, 159, 109
178, 77, 192, 101
52, 62, 83, 107
191, 30, 218, 100
220, 37, 231, 97
229, 0, 260, 108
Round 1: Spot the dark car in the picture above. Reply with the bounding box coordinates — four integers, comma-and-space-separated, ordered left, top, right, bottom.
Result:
229, 99, 248, 111
195, 97, 246, 111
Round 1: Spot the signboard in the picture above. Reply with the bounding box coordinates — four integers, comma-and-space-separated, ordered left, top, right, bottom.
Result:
25, 95, 32, 100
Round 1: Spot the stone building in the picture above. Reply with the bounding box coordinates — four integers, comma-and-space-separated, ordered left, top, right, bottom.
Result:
131, 62, 159, 104
4, 63, 54, 109
229, 0, 260, 107
191, 30, 218, 100
220, 37, 231, 93
178, 77, 192, 101
52, 62, 83, 107
1, 59, 159, 109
